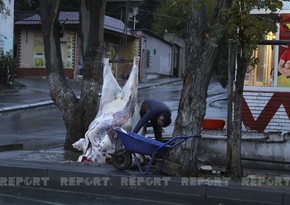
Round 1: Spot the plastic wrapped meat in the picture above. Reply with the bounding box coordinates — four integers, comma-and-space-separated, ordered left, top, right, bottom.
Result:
73, 56, 140, 163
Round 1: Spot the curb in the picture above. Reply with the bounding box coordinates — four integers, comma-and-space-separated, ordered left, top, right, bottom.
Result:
0, 79, 182, 113
0, 160, 289, 204
137, 78, 182, 90
208, 96, 227, 109
0, 100, 54, 113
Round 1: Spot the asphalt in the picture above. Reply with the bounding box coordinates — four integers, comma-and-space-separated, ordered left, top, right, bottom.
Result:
1, 77, 290, 205
0, 77, 184, 112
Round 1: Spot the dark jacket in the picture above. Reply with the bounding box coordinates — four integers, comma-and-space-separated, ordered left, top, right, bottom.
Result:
133, 99, 171, 141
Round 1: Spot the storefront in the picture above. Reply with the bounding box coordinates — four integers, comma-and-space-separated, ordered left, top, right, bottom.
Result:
243, 3, 290, 132
14, 11, 137, 80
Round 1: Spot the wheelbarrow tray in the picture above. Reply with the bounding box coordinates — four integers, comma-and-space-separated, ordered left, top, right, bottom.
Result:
114, 128, 171, 156
113, 128, 201, 175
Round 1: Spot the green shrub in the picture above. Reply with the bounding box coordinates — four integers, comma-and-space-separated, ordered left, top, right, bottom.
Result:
0, 50, 17, 85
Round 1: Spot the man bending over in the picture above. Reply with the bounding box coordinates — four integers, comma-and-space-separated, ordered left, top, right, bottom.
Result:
133, 99, 172, 142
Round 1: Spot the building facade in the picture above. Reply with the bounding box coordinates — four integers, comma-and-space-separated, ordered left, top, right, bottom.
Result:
243, 2, 290, 133
14, 11, 137, 80
132, 30, 174, 82
14, 12, 181, 83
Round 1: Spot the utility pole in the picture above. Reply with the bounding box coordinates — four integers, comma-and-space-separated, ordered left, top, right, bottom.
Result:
128, 7, 138, 29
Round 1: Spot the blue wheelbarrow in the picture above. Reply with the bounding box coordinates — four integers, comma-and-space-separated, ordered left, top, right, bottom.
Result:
110, 127, 201, 175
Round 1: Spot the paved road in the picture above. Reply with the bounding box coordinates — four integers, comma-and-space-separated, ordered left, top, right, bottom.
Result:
0, 79, 228, 149
0, 81, 185, 161
5, 78, 279, 205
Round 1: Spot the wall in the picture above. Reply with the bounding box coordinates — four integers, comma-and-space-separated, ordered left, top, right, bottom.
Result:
199, 131, 290, 171
164, 33, 186, 78
0, 0, 14, 53
17, 28, 76, 78
242, 88, 290, 132
16, 26, 136, 80
142, 32, 172, 77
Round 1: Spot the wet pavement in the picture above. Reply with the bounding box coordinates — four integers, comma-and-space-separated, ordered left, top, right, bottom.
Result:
1, 77, 290, 204
0, 76, 226, 158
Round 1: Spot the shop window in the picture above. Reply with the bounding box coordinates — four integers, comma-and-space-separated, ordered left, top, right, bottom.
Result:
61, 42, 68, 67
245, 33, 275, 87
60, 31, 73, 69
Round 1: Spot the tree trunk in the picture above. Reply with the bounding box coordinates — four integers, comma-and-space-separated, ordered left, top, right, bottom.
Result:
168, 1, 228, 177
71, 0, 106, 149
38, 0, 106, 150
229, 46, 249, 178
227, 1, 249, 177
229, 52, 247, 178
226, 41, 235, 174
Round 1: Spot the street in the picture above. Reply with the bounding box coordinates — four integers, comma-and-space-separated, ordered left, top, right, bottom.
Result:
0, 80, 232, 205
0, 81, 184, 151
0, 79, 228, 162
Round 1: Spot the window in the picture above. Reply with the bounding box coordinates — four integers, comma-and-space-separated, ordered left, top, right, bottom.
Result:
245, 33, 275, 87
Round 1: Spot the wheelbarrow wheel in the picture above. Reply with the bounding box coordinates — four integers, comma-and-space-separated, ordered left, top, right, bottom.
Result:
112, 149, 132, 171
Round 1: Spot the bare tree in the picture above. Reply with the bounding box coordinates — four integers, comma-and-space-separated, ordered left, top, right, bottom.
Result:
168, 0, 231, 177
224, 0, 282, 178
38, 0, 106, 150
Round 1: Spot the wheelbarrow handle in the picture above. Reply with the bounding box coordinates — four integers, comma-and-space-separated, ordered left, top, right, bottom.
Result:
165, 135, 201, 149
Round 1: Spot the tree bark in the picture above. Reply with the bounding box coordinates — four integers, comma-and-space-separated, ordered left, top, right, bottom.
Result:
226, 41, 235, 174
73, 0, 106, 149
169, 0, 230, 177
227, 1, 250, 179
230, 53, 247, 178
38, 0, 106, 150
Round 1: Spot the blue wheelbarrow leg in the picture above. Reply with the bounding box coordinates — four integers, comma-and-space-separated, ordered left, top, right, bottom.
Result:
129, 135, 201, 175
133, 153, 157, 175
132, 145, 170, 175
